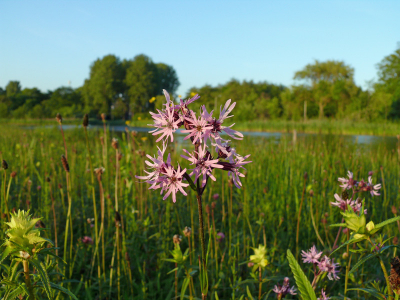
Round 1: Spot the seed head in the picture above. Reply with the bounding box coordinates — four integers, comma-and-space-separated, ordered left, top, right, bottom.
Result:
115, 211, 121, 225
173, 234, 182, 245
94, 167, 105, 180
61, 155, 69, 172
111, 138, 119, 150
392, 206, 398, 215
83, 114, 89, 127
211, 202, 216, 210
2, 160, 8, 170
205, 204, 210, 214
56, 113, 62, 124
11, 171, 17, 178
183, 226, 192, 237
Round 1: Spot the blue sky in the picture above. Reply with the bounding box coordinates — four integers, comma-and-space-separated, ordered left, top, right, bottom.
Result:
1, 0, 399, 96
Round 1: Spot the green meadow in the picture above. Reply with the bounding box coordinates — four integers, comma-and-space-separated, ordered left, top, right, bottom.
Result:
1, 121, 400, 299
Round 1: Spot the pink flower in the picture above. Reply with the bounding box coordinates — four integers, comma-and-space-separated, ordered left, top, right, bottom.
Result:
181, 111, 213, 144
330, 194, 367, 214
318, 289, 330, 300
318, 256, 340, 280
224, 154, 252, 188
149, 90, 180, 143
182, 144, 223, 187
157, 165, 189, 203
81, 236, 93, 245
365, 176, 381, 196
338, 171, 356, 190
301, 245, 322, 264
174, 94, 200, 115
213, 193, 219, 200
135, 144, 171, 189
201, 100, 243, 144
37, 186, 41, 191
216, 232, 225, 242
273, 277, 297, 297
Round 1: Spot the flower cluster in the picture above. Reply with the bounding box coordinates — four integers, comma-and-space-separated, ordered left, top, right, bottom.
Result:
301, 246, 340, 281
331, 170, 381, 214
136, 90, 251, 201
273, 277, 297, 298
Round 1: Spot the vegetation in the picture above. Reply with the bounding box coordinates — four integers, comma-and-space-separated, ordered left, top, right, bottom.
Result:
1, 47, 400, 123
1, 109, 400, 298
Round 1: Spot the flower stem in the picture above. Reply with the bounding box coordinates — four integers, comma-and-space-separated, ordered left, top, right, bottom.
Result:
196, 193, 207, 300
379, 256, 393, 300
258, 266, 262, 300
296, 177, 306, 260
23, 260, 35, 300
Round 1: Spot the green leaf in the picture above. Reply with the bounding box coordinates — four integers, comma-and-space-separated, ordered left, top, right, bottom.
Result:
329, 223, 346, 227
35, 281, 79, 300
0, 246, 12, 264
4, 285, 26, 300
371, 216, 400, 234
349, 253, 379, 274
347, 288, 386, 299
246, 286, 254, 300
30, 259, 52, 299
180, 276, 190, 299
287, 249, 317, 300
215, 291, 220, 300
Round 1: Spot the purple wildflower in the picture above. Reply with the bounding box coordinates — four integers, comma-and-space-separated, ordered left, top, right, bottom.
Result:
338, 171, 355, 190
216, 232, 225, 242
181, 144, 223, 187
301, 245, 322, 264
365, 176, 381, 196
181, 110, 213, 144
273, 277, 297, 298
157, 165, 189, 203
318, 289, 330, 300
81, 236, 93, 245
318, 256, 340, 280
330, 194, 367, 214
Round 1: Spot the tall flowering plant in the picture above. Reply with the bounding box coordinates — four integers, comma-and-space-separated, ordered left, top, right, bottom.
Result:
136, 90, 251, 299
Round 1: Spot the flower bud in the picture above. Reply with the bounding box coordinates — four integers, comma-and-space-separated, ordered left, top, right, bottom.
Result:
392, 206, 398, 215
303, 172, 308, 180
212, 194, 219, 200
366, 221, 375, 232
11, 171, 17, 178
2, 160, 8, 170
205, 204, 210, 214
342, 252, 349, 259
211, 202, 216, 210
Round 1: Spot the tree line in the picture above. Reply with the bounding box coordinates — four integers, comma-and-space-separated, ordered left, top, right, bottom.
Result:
1, 47, 400, 121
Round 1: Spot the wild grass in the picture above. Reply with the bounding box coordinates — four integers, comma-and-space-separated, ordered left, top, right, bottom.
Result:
0, 123, 399, 299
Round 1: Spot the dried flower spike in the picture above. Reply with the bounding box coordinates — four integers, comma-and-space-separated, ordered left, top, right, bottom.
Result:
83, 114, 89, 127
173, 234, 182, 245
56, 113, 62, 124
61, 155, 69, 172
2, 159, 8, 170
11, 171, 17, 178
183, 226, 192, 237
390, 257, 400, 294
111, 138, 119, 150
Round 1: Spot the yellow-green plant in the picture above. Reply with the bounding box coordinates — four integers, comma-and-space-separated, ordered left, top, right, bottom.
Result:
0, 210, 77, 300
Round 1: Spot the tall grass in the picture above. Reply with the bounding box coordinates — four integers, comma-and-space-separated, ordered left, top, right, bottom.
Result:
0, 123, 399, 299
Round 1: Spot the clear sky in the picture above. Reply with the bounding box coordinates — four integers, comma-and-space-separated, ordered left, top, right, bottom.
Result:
1, 0, 399, 97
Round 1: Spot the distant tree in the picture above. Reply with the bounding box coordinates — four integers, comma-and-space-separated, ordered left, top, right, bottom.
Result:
124, 54, 159, 114
6, 81, 21, 97
294, 60, 355, 118
376, 47, 400, 119
82, 55, 125, 117
156, 63, 179, 95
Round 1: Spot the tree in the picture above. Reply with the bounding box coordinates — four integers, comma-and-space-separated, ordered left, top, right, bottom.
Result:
82, 55, 125, 117
156, 63, 179, 96
294, 60, 355, 118
6, 81, 21, 97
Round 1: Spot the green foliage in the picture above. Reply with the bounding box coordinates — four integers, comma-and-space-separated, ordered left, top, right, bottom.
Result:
287, 249, 317, 300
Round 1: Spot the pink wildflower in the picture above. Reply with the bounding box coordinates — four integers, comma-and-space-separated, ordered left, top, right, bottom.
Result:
301, 245, 322, 264
216, 232, 225, 242
318, 289, 330, 300
273, 277, 297, 297
81, 236, 93, 245
318, 256, 340, 280
338, 171, 356, 190
182, 144, 223, 187
213, 193, 219, 200
149, 90, 180, 143
181, 111, 213, 144
201, 99, 243, 144
157, 165, 189, 203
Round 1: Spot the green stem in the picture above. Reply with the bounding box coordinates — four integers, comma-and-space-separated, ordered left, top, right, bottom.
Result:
379, 256, 393, 300
196, 193, 207, 300
23, 260, 35, 300
296, 177, 306, 260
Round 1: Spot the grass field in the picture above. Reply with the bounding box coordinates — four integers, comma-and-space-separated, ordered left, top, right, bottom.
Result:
1, 121, 400, 299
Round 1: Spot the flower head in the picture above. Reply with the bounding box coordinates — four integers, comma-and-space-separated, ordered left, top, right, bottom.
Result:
318, 289, 330, 300
273, 277, 297, 297
301, 245, 323, 264
318, 256, 340, 280
338, 171, 355, 190
250, 245, 269, 268
159, 165, 189, 203
181, 111, 213, 144
216, 232, 225, 242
